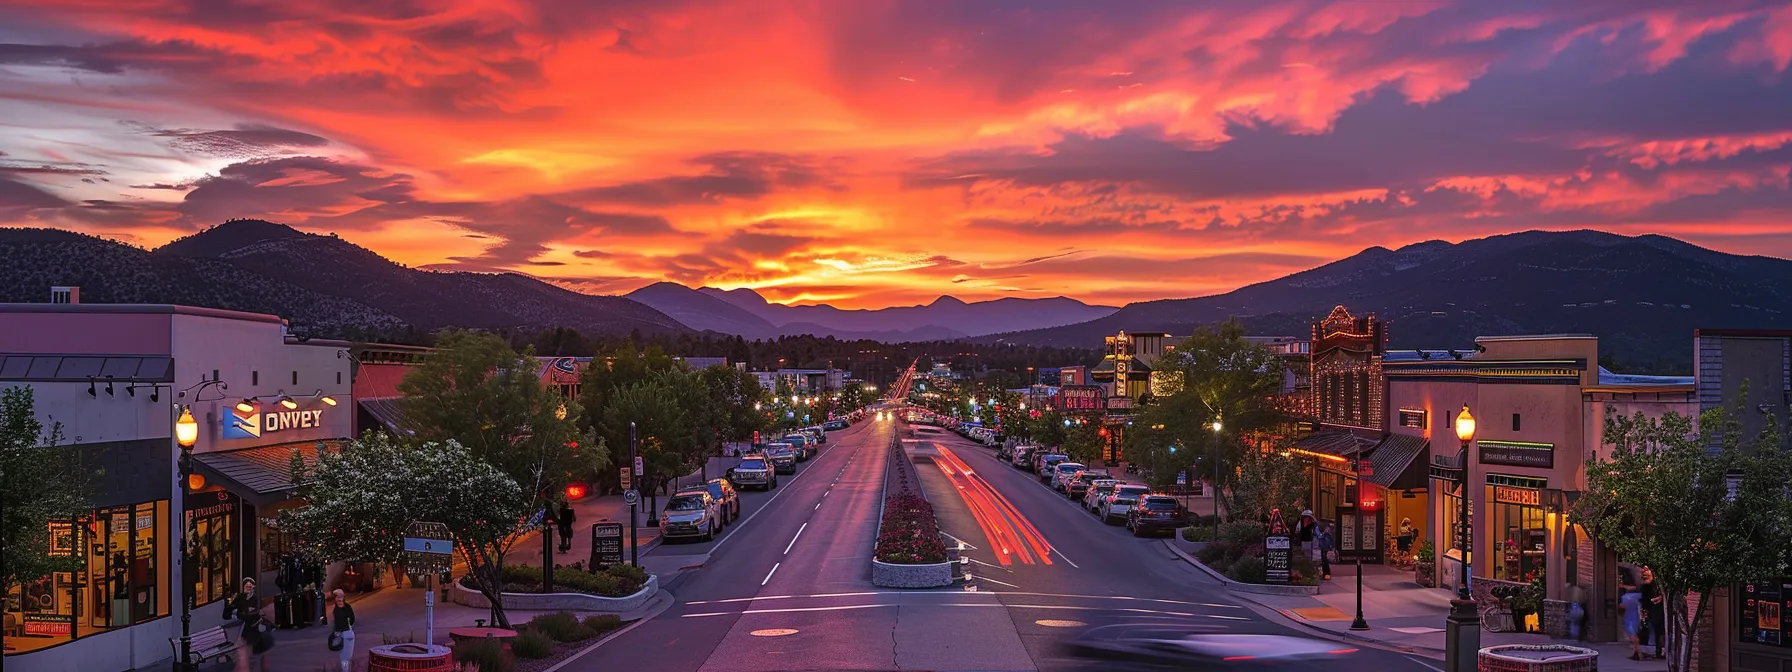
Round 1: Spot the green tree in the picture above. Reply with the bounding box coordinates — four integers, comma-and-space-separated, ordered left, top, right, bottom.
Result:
1028, 410, 1068, 448
1135, 320, 1287, 505
1227, 442, 1312, 523
1574, 398, 1792, 672
1061, 423, 1105, 465
697, 365, 768, 446
600, 371, 712, 499
282, 435, 529, 627
1, 386, 86, 593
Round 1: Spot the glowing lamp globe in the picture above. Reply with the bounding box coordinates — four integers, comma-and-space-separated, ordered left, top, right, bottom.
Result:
1455, 405, 1476, 443
175, 407, 199, 448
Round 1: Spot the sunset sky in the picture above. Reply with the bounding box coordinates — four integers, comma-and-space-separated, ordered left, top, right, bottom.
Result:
3, 0, 1791, 308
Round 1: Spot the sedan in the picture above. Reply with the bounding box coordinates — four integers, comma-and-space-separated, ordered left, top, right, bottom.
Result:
662, 489, 722, 542
1061, 625, 1361, 671
1051, 462, 1087, 492
1099, 484, 1153, 525
1066, 470, 1111, 500
1083, 479, 1119, 512
1126, 495, 1185, 537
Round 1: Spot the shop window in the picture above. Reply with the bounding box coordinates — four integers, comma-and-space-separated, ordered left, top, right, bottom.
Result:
184, 491, 238, 608
3, 501, 169, 655
252, 370, 259, 385
1488, 486, 1546, 582
1512, 413, 1522, 431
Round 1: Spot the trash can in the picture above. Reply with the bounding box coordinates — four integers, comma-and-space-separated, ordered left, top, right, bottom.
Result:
367, 643, 453, 672
1476, 644, 1598, 672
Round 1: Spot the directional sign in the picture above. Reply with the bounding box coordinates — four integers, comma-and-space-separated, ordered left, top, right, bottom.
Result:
620, 467, 632, 491
404, 537, 454, 555
527, 508, 547, 528
623, 489, 640, 506
633, 456, 644, 477
1176, 471, 1188, 485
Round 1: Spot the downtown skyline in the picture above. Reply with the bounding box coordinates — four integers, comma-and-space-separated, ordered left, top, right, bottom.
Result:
4, 0, 1792, 309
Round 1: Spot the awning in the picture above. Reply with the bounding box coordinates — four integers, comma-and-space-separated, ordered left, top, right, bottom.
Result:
1294, 430, 1376, 458
1365, 433, 1429, 490
192, 440, 344, 506
358, 397, 418, 437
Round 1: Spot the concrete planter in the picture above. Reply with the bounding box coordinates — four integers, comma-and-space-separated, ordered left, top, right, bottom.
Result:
871, 558, 956, 588
1542, 599, 1571, 638
450, 574, 657, 613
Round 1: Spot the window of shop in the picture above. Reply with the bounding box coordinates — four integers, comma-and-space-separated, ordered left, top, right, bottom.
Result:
1738, 578, 1789, 648
1438, 481, 1463, 556
1488, 486, 1546, 582
184, 491, 238, 608
3, 502, 168, 655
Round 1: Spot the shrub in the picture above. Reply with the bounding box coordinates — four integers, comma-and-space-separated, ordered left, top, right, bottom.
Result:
530, 611, 594, 642
452, 638, 513, 672
1181, 526, 1212, 542
1415, 540, 1435, 564
581, 614, 624, 636
1218, 520, 1267, 547
1291, 555, 1322, 585
603, 563, 648, 586
1229, 555, 1268, 584
1194, 540, 1232, 566
463, 563, 648, 598
510, 627, 556, 659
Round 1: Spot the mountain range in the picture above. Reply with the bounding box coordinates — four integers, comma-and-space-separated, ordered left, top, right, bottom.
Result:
622, 282, 1117, 341
982, 229, 1792, 373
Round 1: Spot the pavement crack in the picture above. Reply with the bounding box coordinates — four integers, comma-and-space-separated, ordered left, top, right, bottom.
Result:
891, 602, 902, 669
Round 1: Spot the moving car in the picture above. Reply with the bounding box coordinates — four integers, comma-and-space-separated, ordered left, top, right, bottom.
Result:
1051, 462, 1087, 492
663, 489, 722, 541
1034, 453, 1069, 481
1126, 495, 1184, 537
1066, 469, 1110, 499
1082, 478, 1119, 512
704, 478, 740, 524
766, 443, 798, 473
1099, 483, 1152, 524
1061, 626, 1360, 671
727, 454, 777, 491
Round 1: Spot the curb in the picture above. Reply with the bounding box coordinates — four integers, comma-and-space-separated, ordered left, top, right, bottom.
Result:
539, 588, 677, 672
1159, 539, 1320, 596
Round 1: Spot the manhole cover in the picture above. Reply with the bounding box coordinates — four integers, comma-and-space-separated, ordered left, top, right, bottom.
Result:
750, 628, 799, 637
1035, 619, 1086, 628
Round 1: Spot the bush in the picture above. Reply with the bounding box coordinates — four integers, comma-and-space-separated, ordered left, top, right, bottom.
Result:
1415, 540, 1435, 564
1194, 540, 1232, 565
1291, 555, 1322, 585
1229, 555, 1268, 584
1181, 526, 1212, 542
581, 614, 624, 636
1218, 520, 1267, 547
530, 611, 594, 642
464, 563, 648, 598
452, 638, 513, 672
511, 627, 556, 659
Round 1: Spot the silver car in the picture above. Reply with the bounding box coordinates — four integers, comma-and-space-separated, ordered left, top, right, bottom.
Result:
728, 455, 777, 491
766, 444, 797, 473
662, 490, 721, 541
1083, 479, 1119, 512
1099, 483, 1153, 525
1051, 462, 1086, 492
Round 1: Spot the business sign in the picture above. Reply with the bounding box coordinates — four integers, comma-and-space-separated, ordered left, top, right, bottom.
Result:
1740, 579, 1790, 648
1058, 385, 1104, 412
1265, 535, 1291, 584
619, 467, 632, 491
1493, 486, 1542, 507
589, 523, 625, 566
1480, 441, 1556, 469
23, 613, 73, 636
223, 406, 327, 439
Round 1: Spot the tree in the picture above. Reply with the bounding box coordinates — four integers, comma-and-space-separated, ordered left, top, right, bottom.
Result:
1061, 423, 1105, 465
599, 371, 710, 500
1, 386, 86, 593
1227, 442, 1312, 523
282, 435, 529, 626
1135, 320, 1288, 501
696, 365, 767, 446
1574, 397, 1792, 672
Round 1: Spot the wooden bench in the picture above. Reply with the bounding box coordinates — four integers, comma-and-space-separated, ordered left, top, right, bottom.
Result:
169, 625, 238, 667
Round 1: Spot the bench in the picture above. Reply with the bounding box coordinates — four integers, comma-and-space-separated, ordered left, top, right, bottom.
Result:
169, 625, 238, 667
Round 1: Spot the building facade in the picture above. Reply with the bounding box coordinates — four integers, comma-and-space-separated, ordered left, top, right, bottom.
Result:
2, 302, 352, 672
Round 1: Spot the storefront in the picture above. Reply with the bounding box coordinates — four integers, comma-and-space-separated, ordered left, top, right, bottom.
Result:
1485, 481, 1548, 583
4, 502, 171, 655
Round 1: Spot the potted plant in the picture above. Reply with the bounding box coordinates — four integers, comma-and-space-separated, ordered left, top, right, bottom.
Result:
1511, 570, 1545, 632
1413, 540, 1436, 588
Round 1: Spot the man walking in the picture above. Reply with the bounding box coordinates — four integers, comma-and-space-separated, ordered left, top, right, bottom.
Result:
557, 501, 576, 554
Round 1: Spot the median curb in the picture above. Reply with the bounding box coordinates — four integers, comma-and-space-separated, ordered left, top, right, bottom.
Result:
1159, 539, 1320, 596
539, 588, 677, 672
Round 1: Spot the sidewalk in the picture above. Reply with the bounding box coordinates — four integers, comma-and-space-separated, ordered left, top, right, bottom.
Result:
511, 455, 740, 571
1164, 537, 1667, 671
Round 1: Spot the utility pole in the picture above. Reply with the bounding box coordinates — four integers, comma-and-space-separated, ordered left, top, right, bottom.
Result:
629, 422, 640, 567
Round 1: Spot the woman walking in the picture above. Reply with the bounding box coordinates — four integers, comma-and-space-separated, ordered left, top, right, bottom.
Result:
235, 606, 275, 672
1622, 585, 1645, 660
330, 589, 356, 672
557, 502, 576, 554
1314, 521, 1335, 580
1642, 567, 1666, 659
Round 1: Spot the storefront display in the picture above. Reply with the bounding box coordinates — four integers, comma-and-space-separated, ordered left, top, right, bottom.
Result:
184, 490, 238, 608
1489, 485, 1546, 582
3, 501, 168, 655
1740, 579, 1790, 648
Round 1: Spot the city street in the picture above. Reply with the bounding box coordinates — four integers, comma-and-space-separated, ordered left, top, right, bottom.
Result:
563, 420, 1444, 672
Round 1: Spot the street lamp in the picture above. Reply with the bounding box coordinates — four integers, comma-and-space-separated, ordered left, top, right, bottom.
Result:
173, 405, 199, 671
1445, 404, 1479, 672
1210, 418, 1222, 541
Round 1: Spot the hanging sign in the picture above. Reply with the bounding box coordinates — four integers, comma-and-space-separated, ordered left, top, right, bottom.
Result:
1494, 486, 1541, 506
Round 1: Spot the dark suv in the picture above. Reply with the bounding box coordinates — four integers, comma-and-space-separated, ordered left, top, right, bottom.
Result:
727, 454, 777, 491
1126, 495, 1185, 537
704, 478, 741, 524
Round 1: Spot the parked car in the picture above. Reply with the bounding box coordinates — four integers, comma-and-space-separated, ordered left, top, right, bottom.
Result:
766, 443, 798, 473
1083, 479, 1118, 512
1034, 453, 1069, 480
1011, 445, 1037, 468
1099, 483, 1152, 524
1066, 469, 1110, 497
663, 489, 722, 541
1126, 495, 1185, 537
1051, 462, 1087, 492
728, 454, 777, 491
782, 434, 814, 461
704, 478, 740, 524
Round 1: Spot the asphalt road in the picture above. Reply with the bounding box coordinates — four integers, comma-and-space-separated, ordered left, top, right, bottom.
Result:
564, 419, 1441, 671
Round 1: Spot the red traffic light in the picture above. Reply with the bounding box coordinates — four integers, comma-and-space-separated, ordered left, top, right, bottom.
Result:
565, 483, 589, 500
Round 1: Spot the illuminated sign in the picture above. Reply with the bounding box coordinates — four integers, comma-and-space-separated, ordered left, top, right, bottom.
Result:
1058, 386, 1104, 412
1480, 441, 1555, 469
1493, 486, 1541, 507
223, 406, 326, 439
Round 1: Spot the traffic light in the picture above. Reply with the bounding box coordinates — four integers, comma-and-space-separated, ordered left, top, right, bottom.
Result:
565, 482, 589, 500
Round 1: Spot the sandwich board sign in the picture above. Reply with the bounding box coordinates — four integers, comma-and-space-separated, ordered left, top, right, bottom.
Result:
1264, 509, 1291, 585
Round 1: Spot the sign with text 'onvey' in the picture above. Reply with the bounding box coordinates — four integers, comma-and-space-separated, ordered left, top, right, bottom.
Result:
223, 406, 328, 439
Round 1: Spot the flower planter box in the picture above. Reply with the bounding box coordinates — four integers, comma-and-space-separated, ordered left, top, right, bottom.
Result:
871, 558, 956, 588
449, 574, 657, 613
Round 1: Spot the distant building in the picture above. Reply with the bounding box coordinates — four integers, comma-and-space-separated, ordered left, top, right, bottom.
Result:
1058, 365, 1088, 387
755, 368, 846, 394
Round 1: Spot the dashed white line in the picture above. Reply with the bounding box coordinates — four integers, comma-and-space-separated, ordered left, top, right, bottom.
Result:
783, 522, 808, 555
762, 562, 780, 586
814, 502, 822, 510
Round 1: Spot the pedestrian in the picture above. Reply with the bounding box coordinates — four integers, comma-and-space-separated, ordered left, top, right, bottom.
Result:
1622, 585, 1644, 660
557, 501, 576, 554
329, 589, 356, 672
1641, 567, 1666, 659
222, 577, 257, 624
1297, 509, 1317, 557
235, 606, 275, 672
1314, 521, 1335, 580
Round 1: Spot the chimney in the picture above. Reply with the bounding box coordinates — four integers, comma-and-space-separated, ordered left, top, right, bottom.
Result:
50, 286, 80, 304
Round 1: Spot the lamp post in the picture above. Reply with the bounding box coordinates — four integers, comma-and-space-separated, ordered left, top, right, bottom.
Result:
1445, 404, 1479, 672
1210, 419, 1222, 539
173, 405, 200, 672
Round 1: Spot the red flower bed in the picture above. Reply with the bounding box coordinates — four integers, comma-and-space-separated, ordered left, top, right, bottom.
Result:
875, 441, 948, 564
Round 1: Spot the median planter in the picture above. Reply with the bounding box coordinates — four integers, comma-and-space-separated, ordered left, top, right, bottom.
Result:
870, 434, 955, 588
451, 574, 658, 613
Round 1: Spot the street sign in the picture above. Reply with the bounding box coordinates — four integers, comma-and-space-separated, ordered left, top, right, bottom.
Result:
623, 489, 639, 506
1176, 471, 1187, 486
401, 521, 454, 574
403, 537, 454, 555
620, 467, 632, 491
589, 522, 625, 566
633, 456, 644, 477
1264, 534, 1291, 584
527, 508, 547, 528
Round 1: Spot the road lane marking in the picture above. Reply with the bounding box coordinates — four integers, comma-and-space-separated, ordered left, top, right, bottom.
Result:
783, 522, 807, 554
814, 502, 821, 510
762, 562, 780, 585
707, 429, 866, 555
1054, 548, 1081, 568
970, 575, 1021, 588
